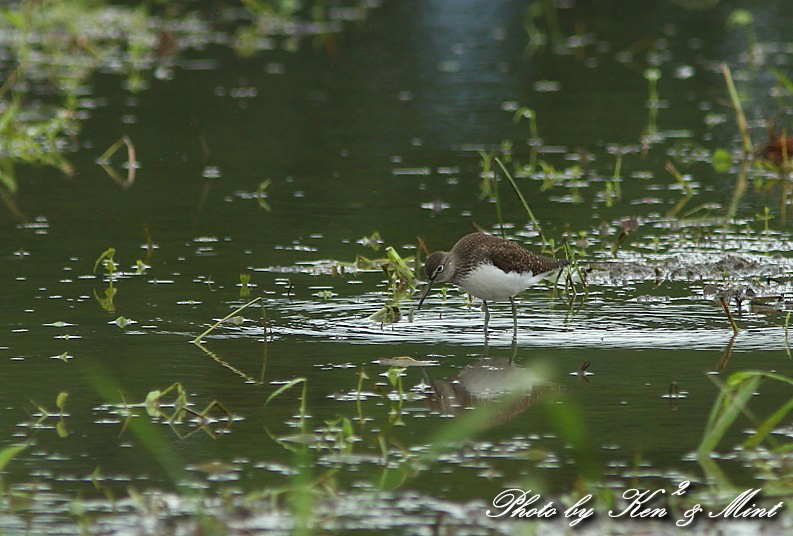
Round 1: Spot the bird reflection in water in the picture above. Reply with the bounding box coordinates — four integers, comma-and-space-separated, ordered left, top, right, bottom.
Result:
422, 354, 561, 421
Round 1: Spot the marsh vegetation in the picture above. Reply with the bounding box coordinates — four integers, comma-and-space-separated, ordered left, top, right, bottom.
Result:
3, 0, 793, 533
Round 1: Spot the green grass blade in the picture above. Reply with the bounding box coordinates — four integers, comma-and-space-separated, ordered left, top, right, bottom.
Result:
0, 444, 27, 472
192, 296, 262, 343
721, 63, 753, 154
770, 68, 793, 96
698, 374, 760, 455
265, 377, 307, 406
743, 396, 793, 449
93, 247, 116, 274
493, 157, 547, 247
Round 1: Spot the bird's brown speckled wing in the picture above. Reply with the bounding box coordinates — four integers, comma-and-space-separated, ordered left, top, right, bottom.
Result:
455, 232, 568, 276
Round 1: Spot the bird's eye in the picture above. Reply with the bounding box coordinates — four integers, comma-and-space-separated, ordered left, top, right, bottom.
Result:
435, 265, 444, 274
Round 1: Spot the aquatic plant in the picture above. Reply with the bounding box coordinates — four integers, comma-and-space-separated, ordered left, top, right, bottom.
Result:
721, 63, 753, 155
0, 443, 27, 501
603, 148, 623, 207
0, 0, 378, 204
192, 296, 264, 344
727, 9, 761, 67
97, 136, 136, 189
239, 273, 252, 298
494, 157, 547, 248
0, 92, 77, 194
92, 247, 118, 313
256, 179, 272, 211
697, 370, 793, 495
145, 383, 232, 439
30, 391, 70, 438
522, 0, 562, 55
665, 161, 696, 218
514, 107, 540, 174
366, 245, 419, 327
478, 151, 505, 238
642, 67, 661, 145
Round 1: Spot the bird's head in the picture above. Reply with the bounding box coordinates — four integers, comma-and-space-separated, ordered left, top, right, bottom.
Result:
418, 251, 450, 310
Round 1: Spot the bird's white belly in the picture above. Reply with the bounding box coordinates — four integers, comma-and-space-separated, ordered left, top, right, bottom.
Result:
458, 264, 547, 302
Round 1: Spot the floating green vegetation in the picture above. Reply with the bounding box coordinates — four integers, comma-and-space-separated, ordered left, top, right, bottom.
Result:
239, 273, 252, 298
0, 0, 157, 196
0, 91, 77, 194
30, 391, 70, 438
90, 246, 152, 313
192, 296, 265, 343
145, 383, 233, 439
93, 247, 118, 313
367, 246, 418, 327
0, 0, 381, 204
233, 0, 380, 57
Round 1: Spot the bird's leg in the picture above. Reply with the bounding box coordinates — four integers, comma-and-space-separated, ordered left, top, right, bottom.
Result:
482, 299, 490, 339
510, 296, 518, 338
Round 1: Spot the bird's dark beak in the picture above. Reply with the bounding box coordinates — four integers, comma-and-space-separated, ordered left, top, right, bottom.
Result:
417, 276, 436, 310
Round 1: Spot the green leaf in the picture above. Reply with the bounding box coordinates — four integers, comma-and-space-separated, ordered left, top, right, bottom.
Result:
770, 68, 793, 96
0, 444, 27, 472
0, 163, 16, 193
368, 304, 400, 324
264, 377, 306, 406
643, 68, 661, 82
56, 391, 68, 412
386, 367, 405, 387
0, 96, 20, 134
256, 179, 271, 210
385, 246, 415, 283
744, 396, 793, 449
93, 248, 116, 274
698, 375, 760, 455
144, 390, 162, 416
727, 9, 753, 28
56, 419, 69, 438
4, 11, 26, 31
711, 148, 732, 172
513, 107, 535, 123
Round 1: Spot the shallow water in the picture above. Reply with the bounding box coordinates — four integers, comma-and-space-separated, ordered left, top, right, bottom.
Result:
3, 0, 793, 532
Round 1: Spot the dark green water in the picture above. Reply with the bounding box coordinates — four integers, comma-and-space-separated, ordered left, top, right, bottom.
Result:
3, 0, 793, 532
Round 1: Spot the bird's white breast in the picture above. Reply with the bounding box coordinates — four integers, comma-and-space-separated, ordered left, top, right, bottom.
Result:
458, 264, 547, 302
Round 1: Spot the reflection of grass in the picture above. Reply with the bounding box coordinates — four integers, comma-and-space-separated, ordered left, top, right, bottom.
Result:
665, 161, 695, 218
192, 296, 263, 344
